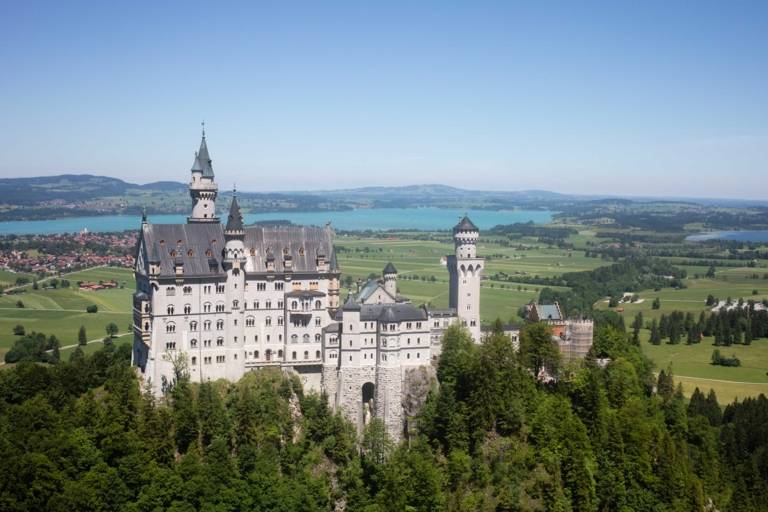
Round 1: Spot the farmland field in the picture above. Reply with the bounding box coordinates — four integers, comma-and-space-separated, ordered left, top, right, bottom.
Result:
0, 266, 134, 360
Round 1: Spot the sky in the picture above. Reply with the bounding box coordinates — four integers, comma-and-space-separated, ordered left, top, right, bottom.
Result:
1, 1, 766, 199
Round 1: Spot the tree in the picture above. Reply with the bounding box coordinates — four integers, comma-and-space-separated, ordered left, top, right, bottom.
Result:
12, 324, 25, 336
86, 305, 98, 313
706, 265, 716, 278
78, 326, 87, 346
519, 322, 560, 378
652, 297, 661, 310
650, 319, 662, 345
105, 322, 119, 338
16, 300, 24, 308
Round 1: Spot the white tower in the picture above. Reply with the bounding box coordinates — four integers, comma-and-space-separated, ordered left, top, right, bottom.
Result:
448, 216, 483, 342
223, 194, 246, 379
383, 262, 397, 298
188, 125, 219, 223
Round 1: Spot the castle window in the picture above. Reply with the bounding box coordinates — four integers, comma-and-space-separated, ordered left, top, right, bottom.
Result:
291, 334, 298, 344
216, 355, 225, 363
277, 316, 284, 326
170, 250, 176, 258
190, 339, 198, 348
291, 301, 298, 310
266, 316, 272, 326
166, 323, 176, 333
254, 335, 258, 342
166, 286, 175, 296
203, 303, 212, 313
204, 320, 211, 330
183, 286, 192, 295
278, 334, 283, 342
166, 341, 176, 350
216, 320, 224, 330
256, 283, 266, 291
299, 247, 304, 256
233, 300, 239, 308
204, 356, 211, 364
315, 334, 321, 342
277, 300, 284, 309
191, 356, 197, 365
254, 301, 259, 309
266, 335, 270, 341
187, 249, 194, 257
255, 350, 259, 358
216, 303, 225, 312
206, 249, 212, 257
216, 284, 225, 294
292, 351, 297, 360
304, 351, 309, 360
204, 339, 211, 347
167, 305, 174, 315
303, 334, 310, 343
184, 304, 191, 314
315, 317, 321, 327
406, 322, 412, 329
246, 316, 255, 327
217, 337, 224, 346
266, 301, 272, 309
407, 353, 410, 359
274, 282, 284, 291
278, 350, 283, 358
314, 300, 321, 309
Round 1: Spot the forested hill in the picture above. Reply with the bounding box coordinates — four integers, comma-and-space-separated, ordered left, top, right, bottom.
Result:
1, 323, 766, 510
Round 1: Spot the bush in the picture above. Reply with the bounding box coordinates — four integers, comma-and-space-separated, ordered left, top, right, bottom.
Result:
711, 349, 741, 367
12, 324, 25, 336
86, 305, 98, 313
15, 300, 24, 308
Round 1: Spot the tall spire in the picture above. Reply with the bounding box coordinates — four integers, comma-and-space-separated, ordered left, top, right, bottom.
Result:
194, 122, 214, 178
225, 193, 244, 233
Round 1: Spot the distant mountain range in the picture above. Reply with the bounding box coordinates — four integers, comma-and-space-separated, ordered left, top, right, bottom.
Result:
0, 174, 765, 222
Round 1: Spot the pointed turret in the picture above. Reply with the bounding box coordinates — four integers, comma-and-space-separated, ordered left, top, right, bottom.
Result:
188, 125, 219, 223
225, 194, 244, 235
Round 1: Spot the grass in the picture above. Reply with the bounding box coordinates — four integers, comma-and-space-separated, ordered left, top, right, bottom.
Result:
0, 267, 134, 361
0, 268, 34, 288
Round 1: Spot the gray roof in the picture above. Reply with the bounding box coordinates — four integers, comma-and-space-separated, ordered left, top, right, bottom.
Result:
191, 134, 214, 178
225, 196, 244, 233
138, 222, 338, 278
285, 289, 326, 298
336, 302, 427, 323
535, 304, 562, 321
342, 295, 361, 311
383, 262, 397, 274
356, 279, 385, 302
454, 215, 478, 232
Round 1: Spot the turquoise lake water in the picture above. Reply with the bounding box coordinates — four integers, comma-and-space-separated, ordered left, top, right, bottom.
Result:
0, 208, 553, 235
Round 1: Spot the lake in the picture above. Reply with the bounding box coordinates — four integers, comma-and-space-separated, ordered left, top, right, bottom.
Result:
686, 230, 768, 242
0, 208, 553, 235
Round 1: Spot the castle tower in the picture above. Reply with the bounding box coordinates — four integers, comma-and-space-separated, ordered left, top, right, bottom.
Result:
448, 215, 483, 342
383, 262, 397, 298
223, 194, 246, 379
188, 126, 219, 223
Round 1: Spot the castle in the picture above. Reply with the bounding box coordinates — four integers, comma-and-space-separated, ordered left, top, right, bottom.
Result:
132, 131, 484, 439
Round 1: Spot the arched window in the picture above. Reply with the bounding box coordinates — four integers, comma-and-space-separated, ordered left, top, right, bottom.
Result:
278, 349, 283, 358
167, 305, 174, 315
314, 300, 321, 309
303, 351, 309, 360
216, 337, 224, 346
216, 320, 224, 330
292, 351, 297, 360
291, 301, 298, 310
315, 333, 321, 342
191, 356, 197, 365
315, 350, 320, 359
166, 323, 176, 333
265, 349, 272, 361
291, 334, 298, 344
265, 316, 272, 326
184, 304, 191, 314
190, 321, 197, 330
190, 339, 197, 348
203, 302, 212, 313
245, 316, 255, 327
255, 350, 259, 359
204, 320, 211, 330
233, 300, 239, 308
303, 334, 310, 343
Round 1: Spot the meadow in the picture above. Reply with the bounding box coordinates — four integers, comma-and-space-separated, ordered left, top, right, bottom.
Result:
0, 266, 134, 360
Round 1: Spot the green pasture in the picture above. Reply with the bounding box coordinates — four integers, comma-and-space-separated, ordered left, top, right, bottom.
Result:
0, 267, 134, 360
0, 268, 34, 288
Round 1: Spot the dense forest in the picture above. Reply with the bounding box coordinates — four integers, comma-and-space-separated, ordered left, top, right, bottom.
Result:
1, 322, 767, 511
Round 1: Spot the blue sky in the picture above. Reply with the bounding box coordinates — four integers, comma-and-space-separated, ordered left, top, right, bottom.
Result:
1, 1, 766, 198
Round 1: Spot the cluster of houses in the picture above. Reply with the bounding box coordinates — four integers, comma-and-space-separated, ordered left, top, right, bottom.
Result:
78, 280, 120, 291
0, 232, 136, 275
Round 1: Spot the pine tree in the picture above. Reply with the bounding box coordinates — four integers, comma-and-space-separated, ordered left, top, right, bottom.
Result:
650, 319, 661, 345
78, 325, 87, 346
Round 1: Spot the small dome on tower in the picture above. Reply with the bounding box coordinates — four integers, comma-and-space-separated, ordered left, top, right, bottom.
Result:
453, 215, 478, 233
383, 262, 397, 275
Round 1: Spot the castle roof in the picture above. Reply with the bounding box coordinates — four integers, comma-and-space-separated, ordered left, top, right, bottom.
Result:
454, 215, 478, 232
225, 195, 244, 233
136, 222, 338, 278
383, 262, 397, 274
192, 133, 214, 178
335, 302, 427, 323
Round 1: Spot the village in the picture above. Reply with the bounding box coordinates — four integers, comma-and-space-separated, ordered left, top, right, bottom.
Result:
0, 230, 135, 283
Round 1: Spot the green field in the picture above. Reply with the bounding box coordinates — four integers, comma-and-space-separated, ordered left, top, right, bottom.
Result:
0, 268, 34, 288
0, 267, 134, 361
592, 262, 768, 402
